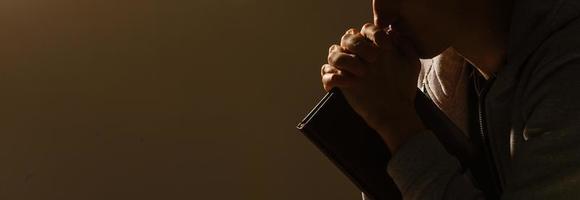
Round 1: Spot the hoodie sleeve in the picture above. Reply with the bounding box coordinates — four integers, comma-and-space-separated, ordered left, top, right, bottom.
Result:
386, 130, 485, 199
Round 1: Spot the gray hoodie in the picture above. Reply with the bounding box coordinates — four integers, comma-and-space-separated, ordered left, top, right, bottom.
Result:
386, 0, 580, 199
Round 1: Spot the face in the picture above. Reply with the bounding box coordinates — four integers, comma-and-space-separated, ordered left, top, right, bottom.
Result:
373, 0, 464, 59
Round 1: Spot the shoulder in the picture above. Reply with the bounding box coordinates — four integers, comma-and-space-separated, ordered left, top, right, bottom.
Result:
518, 16, 580, 122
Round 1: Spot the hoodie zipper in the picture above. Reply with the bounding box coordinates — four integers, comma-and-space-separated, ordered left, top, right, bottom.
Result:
475, 77, 503, 197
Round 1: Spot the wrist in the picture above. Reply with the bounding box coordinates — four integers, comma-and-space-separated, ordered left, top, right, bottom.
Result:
369, 109, 427, 153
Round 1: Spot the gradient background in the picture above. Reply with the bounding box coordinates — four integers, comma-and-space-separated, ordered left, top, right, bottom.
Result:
0, 0, 372, 199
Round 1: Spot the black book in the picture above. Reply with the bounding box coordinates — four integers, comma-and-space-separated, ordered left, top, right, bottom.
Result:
296, 88, 479, 200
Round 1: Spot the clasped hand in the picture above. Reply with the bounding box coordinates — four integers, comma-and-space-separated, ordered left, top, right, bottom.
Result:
321, 23, 426, 152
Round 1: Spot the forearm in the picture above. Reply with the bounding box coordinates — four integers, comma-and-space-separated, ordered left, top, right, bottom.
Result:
387, 131, 485, 199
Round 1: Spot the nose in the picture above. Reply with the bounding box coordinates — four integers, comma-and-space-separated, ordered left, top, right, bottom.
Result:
372, 0, 401, 28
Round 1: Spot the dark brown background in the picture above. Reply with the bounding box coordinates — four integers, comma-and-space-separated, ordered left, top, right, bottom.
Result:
0, 0, 372, 199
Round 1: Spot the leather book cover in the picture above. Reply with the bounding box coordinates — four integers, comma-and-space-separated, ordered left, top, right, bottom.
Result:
296, 88, 478, 200
296, 88, 401, 200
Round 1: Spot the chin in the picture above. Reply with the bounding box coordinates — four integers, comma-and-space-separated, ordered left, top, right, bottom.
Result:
416, 38, 453, 59
415, 45, 445, 59
403, 32, 449, 59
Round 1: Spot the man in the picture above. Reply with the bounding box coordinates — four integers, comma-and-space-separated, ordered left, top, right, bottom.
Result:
321, 0, 580, 198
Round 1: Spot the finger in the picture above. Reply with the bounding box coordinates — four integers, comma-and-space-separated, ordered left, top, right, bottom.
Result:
361, 23, 390, 49
329, 44, 341, 54
327, 50, 367, 76
345, 28, 359, 35
340, 32, 380, 63
320, 64, 344, 76
340, 28, 359, 53
320, 63, 341, 76
321, 65, 353, 92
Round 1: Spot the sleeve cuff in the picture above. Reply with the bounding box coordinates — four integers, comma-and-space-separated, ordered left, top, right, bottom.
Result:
387, 130, 462, 193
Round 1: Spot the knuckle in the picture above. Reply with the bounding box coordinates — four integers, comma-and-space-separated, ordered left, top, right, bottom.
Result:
333, 53, 350, 66
340, 34, 350, 44
341, 28, 358, 40
342, 36, 361, 50
328, 44, 340, 53
346, 28, 358, 34
327, 51, 338, 64
362, 23, 375, 31
322, 74, 335, 86
321, 64, 335, 75
330, 52, 355, 67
